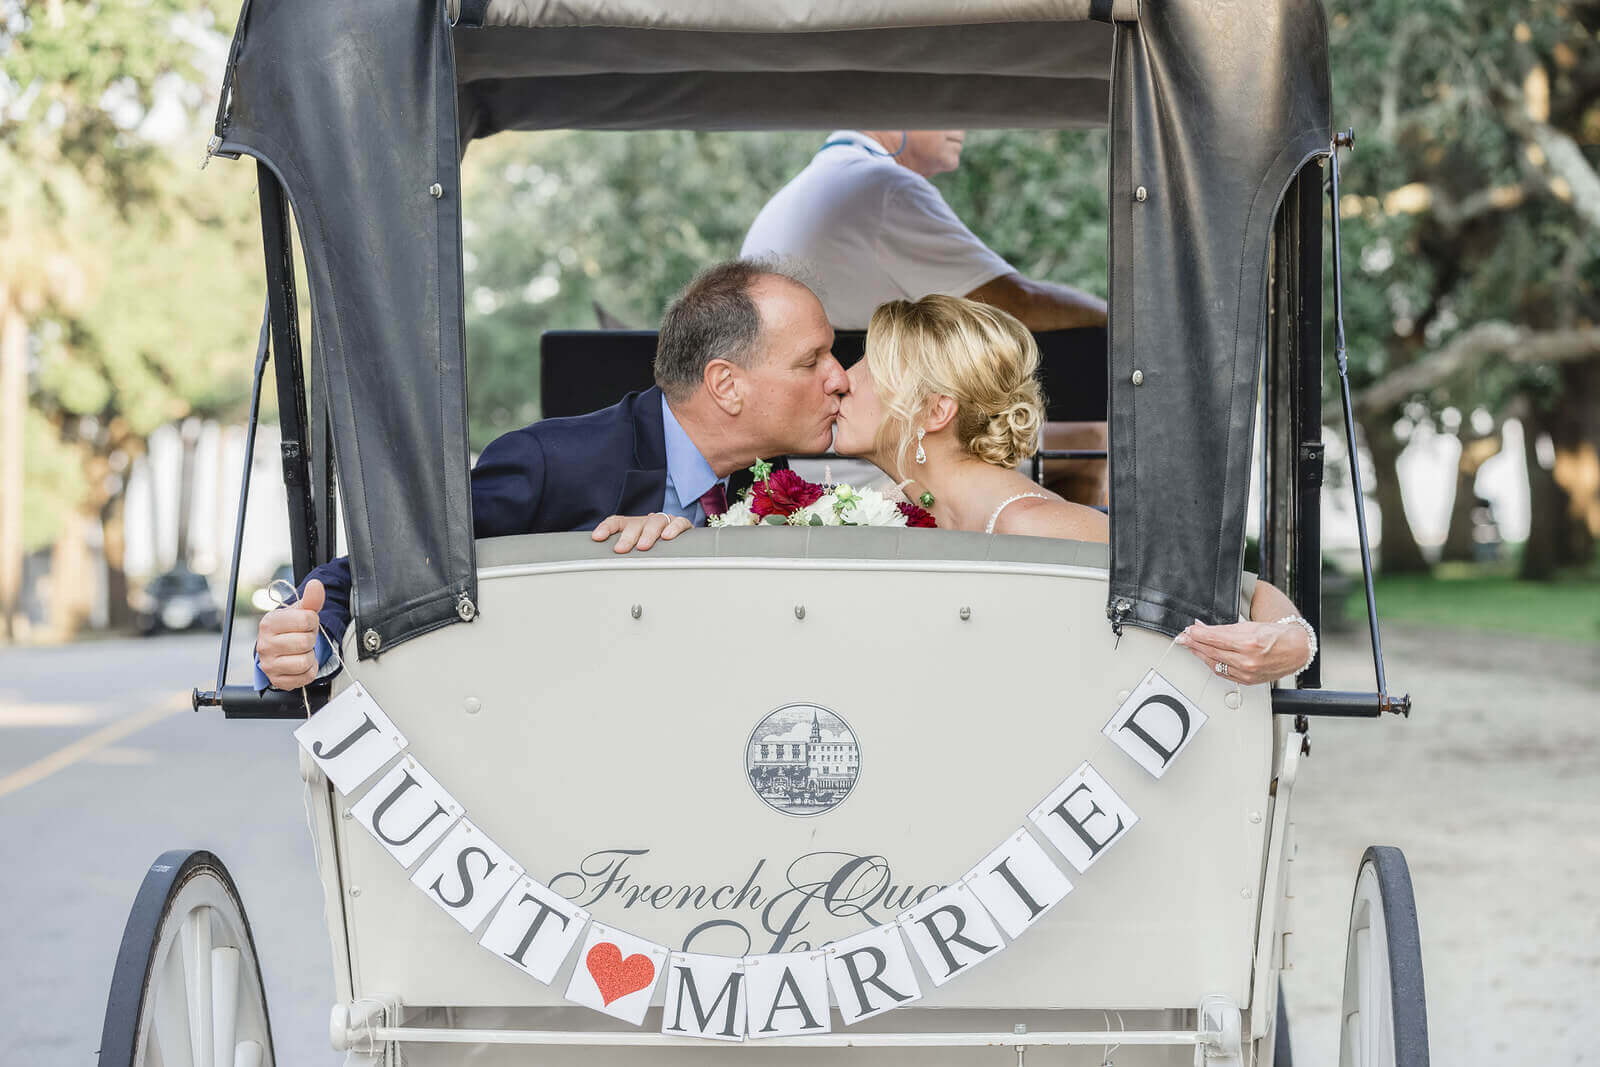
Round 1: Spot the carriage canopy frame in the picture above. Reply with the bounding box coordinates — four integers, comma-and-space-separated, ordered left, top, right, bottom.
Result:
207, 0, 1332, 655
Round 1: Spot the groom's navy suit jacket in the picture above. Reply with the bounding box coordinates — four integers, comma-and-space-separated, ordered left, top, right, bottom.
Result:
300, 386, 773, 651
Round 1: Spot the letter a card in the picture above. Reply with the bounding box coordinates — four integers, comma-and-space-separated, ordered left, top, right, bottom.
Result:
742, 951, 831, 1038
565, 922, 669, 1025
293, 681, 407, 795
1103, 669, 1207, 779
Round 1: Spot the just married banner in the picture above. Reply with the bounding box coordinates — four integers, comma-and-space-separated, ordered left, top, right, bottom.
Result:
295, 667, 1213, 1040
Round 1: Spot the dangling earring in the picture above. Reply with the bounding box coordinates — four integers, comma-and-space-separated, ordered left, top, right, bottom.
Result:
915, 428, 927, 465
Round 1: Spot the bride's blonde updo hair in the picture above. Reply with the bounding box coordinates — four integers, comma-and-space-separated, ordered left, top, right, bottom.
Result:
865, 294, 1044, 475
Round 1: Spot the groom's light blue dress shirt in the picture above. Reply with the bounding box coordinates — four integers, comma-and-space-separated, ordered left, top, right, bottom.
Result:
660, 393, 726, 525
253, 396, 724, 692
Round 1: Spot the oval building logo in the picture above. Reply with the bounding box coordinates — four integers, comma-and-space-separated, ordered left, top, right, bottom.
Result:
745, 703, 860, 816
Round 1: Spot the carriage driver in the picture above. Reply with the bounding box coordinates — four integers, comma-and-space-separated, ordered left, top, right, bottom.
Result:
254, 258, 846, 692
741, 130, 1110, 502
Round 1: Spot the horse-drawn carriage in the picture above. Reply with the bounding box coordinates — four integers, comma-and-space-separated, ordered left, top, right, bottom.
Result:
99, 1, 1424, 1064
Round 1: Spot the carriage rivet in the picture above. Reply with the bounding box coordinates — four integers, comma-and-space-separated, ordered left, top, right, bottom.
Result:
363, 629, 381, 652
631, 604, 642, 619
350, 886, 362, 897
1249, 811, 1262, 824
342, 809, 353, 820
1131, 369, 1144, 386
795, 605, 806, 620
456, 595, 476, 622
464, 697, 482, 715
429, 182, 443, 198
1134, 185, 1148, 202
959, 606, 971, 621
1240, 888, 1252, 899
1116, 689, 1131, 704
1225, 690, 1242, 709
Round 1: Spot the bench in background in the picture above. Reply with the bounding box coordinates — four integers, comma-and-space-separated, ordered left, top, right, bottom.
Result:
540, 327, 1108, 422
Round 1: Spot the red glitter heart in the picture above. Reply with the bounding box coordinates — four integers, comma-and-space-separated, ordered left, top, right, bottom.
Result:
585, 942, 656, 1006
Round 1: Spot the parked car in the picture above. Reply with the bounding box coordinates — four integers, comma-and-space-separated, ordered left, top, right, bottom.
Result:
131, 567, 222, 636
249, 564, 295, 613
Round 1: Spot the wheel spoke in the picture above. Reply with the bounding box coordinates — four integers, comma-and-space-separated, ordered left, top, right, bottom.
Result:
152, 939, 193, 1067
182, 907, 215, 1067
212, 946, 241, 1067
1354, 929, 1371, 1067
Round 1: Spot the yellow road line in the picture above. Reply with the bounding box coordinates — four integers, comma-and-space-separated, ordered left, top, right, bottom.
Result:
0, 697, 187, 799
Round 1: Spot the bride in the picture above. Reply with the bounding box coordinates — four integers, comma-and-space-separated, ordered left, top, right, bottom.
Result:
832, 294, 1315, 686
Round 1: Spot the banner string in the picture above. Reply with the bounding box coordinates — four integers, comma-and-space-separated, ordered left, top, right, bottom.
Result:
268, 579, 390, 1064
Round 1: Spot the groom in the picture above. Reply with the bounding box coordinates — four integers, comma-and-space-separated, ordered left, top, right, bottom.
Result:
255, 258, 846, 691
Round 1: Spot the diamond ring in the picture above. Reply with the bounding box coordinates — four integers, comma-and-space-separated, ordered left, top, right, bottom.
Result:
1215, 662, 1229, 677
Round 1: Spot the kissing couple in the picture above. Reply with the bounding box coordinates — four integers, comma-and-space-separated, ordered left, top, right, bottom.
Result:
256, 258, 1314, 692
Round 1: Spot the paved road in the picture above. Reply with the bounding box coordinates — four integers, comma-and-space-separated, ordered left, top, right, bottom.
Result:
0, 632, 341, 1066
1, 626, 1595, 1065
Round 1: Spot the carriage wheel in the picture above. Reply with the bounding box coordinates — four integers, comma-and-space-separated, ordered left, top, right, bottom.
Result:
99, 850, 275, 1067
1273, 984, 1293, 1066
1338, 846, 1428, 1067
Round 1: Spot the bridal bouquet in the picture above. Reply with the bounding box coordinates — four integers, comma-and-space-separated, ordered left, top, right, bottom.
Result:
710, 460, 936, 528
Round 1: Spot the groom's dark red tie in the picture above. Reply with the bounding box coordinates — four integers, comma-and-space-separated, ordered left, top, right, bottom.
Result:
698, 483, 728, 520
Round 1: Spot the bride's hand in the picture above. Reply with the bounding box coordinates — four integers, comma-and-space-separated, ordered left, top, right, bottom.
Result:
1175, 619, 1309, 686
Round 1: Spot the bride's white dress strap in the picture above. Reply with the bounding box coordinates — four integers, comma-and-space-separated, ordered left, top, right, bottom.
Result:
985, 492, 1049, 534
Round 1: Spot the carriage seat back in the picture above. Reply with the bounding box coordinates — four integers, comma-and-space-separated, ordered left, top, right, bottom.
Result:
539, 327, 1108, 421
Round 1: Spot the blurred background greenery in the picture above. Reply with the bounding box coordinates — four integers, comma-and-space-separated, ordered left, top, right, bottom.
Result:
2, 0, 1596, 643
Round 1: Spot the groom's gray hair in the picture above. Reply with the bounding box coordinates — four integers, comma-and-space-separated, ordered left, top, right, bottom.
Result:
654, 257, 822, 402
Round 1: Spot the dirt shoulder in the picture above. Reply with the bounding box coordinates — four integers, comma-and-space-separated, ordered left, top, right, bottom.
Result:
1282, 623, 1599, 1066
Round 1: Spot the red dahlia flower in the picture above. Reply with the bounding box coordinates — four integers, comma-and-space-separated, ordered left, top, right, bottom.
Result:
897, 502, 937, 528
750, 469, 826, 517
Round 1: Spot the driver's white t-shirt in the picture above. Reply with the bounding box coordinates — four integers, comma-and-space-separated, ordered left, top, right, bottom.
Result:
741, 131, 1015, 329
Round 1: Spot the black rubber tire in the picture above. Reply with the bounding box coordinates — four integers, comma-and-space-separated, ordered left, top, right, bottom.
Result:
1339, 845, 1429, 1067
1274, 982, 1293, 1066
98, 850, 276, 1067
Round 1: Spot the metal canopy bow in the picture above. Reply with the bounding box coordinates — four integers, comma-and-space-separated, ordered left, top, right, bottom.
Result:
212, 0, 1330, 656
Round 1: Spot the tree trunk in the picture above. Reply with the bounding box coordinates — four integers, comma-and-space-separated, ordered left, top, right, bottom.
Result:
1521, 409, 1568, 580
0, 300, 25, 642
1520, 359, 1600, 579
1362, 412, 1431, 574
48, 511, 92, 638
176, 417, 200, 567
1439, 427, 1503, 564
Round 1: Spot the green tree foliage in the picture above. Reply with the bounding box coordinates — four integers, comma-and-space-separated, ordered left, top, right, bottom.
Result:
459, 128, 1107, 450
1324, 0, 1599, 573
3, 0, 260, 629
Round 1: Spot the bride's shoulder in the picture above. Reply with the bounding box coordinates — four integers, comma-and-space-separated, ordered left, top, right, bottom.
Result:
992, 493, 1110, 544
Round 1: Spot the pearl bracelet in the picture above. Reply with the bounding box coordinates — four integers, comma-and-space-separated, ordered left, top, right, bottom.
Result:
1276, 615, 1318, 676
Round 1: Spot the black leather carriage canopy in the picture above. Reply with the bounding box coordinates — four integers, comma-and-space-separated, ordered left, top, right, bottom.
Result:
213, 0, 1330, 656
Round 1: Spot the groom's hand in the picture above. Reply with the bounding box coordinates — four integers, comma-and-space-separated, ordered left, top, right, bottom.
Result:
593, 513, 693, 554
257, 579, 326, 690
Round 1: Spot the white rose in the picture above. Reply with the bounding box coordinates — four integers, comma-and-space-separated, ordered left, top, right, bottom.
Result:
710, 498, 756, 526
839, 488, 907, 527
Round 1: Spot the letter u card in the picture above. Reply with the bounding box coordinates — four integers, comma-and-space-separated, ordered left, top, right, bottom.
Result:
1103, 668, 1207, 779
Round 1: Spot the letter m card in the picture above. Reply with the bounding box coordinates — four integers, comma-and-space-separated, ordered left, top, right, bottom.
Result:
1103, 669, 1207, 779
